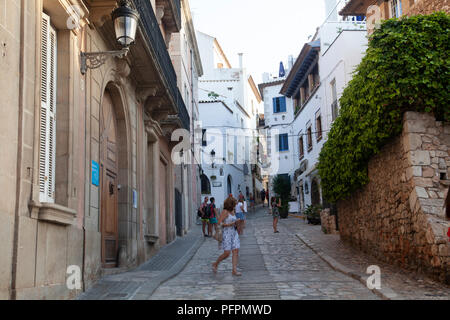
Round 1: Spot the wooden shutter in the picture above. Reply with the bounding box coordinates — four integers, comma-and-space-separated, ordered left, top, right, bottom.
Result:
273, 97, 277, 113
39, 13, 57, 203
283, 134, 288, 151
280, 97, 286, 112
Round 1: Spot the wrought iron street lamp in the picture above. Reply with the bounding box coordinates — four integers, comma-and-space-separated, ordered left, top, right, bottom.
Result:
80, 0, 139, 75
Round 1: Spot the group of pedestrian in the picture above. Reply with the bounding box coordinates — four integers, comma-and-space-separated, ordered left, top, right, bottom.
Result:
198, 196, 218, 238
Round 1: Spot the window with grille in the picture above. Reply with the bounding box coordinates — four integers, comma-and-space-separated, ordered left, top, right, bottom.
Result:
307, 126, 313, 151
390, 0, 402, 18
316, 113, 323, 141
331, 79, 339, 121
39, 12, 57, 203
299, 136, 304, 159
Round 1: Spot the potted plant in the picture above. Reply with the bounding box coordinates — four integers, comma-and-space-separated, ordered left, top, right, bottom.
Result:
304, 205, 322, 225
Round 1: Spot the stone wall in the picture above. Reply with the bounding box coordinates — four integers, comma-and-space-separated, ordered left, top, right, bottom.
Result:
407, 0, 450, 16
338, 112, 450, 284
320, 209, 338, 235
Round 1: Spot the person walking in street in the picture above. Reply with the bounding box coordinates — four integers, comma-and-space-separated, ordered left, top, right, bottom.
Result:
200, 196, 210, 237
266, 191, 269, 207
212, 197, 242, 276
209, 197, 218, 237
249, 193, 255, 212
270, 196, 281, 233
260, 189, 266, 207
235, 198, 246, 235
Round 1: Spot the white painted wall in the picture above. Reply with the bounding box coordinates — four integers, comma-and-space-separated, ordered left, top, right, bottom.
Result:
291, 23, 368, 210
197, 32, 262, 209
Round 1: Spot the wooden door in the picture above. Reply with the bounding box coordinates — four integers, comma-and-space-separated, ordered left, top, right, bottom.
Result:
159, 159, 167, 246
100, 91, 119, 267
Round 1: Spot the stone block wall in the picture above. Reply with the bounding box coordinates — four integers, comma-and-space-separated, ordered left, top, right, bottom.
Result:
320, 209, 338, 235
338, 112, 450, 284
407, 0, 450, 16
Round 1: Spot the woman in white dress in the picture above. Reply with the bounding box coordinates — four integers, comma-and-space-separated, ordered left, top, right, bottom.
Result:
212, 197, 242, 276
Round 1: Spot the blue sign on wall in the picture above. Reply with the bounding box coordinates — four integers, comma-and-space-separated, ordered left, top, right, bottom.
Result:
92, 161, 100, 186
133, 189, 138, 209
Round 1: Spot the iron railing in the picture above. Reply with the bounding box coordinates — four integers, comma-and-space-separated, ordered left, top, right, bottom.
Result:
133, 0, 189, 129
176, 89, 190, 130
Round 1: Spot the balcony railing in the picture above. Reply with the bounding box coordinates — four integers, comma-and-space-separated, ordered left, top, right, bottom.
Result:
176, 89, 190, 130
133, 0, 189, 129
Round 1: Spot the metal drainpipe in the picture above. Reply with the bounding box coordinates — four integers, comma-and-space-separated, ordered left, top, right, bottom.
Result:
81, 24, 87, 293
11, 0, 26, 300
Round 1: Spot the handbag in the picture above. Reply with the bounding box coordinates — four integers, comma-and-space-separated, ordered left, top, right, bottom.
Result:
213, 225, 223, 242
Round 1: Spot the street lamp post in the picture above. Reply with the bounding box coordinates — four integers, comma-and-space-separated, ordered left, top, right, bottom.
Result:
80, 0, 139, 75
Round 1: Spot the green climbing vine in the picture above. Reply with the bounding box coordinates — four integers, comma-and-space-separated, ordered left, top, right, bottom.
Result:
318, 12, 450, 203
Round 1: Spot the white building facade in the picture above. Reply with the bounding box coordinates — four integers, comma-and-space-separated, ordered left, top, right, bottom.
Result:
280, 5, 368, 212
196, 31, 263, 208
169, 0, 203, 235
257, 73, 298, 201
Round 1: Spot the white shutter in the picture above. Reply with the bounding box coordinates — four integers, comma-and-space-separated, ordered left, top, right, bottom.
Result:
39, 13, 57, 203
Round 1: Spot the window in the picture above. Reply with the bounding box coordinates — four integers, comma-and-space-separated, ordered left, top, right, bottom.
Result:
39, 12, 57, 203
331, 79, 338, 121
299, 136, 304, 159
316, 113, 323, 141
278, 133, 289, 152
273, 96, 286, 113
307, 126, 313, 151
390, 0, 402, 18
202, 129, 207, 146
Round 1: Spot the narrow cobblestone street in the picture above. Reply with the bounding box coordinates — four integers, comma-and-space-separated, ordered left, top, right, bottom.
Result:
149, 207, 379, 300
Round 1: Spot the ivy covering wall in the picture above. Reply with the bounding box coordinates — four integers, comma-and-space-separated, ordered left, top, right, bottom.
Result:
318, 13, 450, 203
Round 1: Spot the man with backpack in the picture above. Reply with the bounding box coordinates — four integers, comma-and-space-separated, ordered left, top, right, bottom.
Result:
199, 197, 211, 237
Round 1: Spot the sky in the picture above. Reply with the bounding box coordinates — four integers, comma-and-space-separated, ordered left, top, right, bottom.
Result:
189, 0, 327, 84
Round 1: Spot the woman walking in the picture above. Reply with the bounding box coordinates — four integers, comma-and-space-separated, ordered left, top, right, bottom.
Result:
212, 197, 242, 276
209, 197, 218, 236
200, 196, 210, 237
270, 196, 281, 233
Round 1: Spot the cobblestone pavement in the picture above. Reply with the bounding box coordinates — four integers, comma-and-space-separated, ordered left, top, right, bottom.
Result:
286, 214, 450, 300
149, 208, 379, 300
78, 224, 204, 300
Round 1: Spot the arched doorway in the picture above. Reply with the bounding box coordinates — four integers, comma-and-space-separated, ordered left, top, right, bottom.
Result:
227, 175, 232, 195
100, 90, 119, 267
200, 174, 211, 194
311, 178, 321, 207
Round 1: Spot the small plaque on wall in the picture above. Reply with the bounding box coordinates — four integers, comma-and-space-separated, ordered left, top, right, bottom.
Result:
213, 182, 222, 187
92, 161, 99, 186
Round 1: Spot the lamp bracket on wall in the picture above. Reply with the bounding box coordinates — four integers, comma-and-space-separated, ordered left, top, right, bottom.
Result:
80, 47, 129, 75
